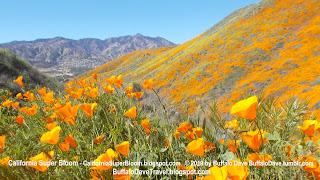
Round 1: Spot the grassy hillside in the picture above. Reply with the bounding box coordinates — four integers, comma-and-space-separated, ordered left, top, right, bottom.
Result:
81, 0, 320, 116
0, 49, 63, 94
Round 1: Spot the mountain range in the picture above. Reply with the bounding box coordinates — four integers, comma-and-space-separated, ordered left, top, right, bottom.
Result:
0, 34, 174, 81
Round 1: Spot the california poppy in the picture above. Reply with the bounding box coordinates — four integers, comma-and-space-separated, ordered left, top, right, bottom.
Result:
116, 141, 130, 157
59, 141, 70, 151
92, 73, 98, 80
185, 131, 195, 141
193, 127, 203, 138
141, 119, 151, 129
113, 168, 131, 180
205, 166, 227, 180
164, 139, 169, 148
301, 155, 319, 173
143, 79, 154, 89
65, 134, 78, 148
124, 106, 136, 119
23, 91, 36, 102
27, 151, 54, 172
40, 126, 61, 144
16, 93, 23, 99
173, 132, 180, 141
19, 105, 38, 116
55, 102, 78, 125
227, 140, 240, 153
86, 87, 99, 98
246, 153, 272, 168
204, 142, 216, 152
2, 100, 12, 108
125, 87, 133, 94
298, 120, 318, 137
14, 115, 24, 125
93, 135, 105, 144
104, 85, 114, 94
80, 103, 98, 118
12, 102, 19, 108
225, 119, 239, 130
45, 122, 57, 130
134, 92, 144, 99
176, 121, 191, 133
186, 138, 204, 156
231, 96, 258, 120
227, 159, 249, 180
126, 93, 135, 99
70, 88, 85, 99
114, 74, 123, 88
106, 76, 116, 85
92, 148, 114, 170
13, 76, 24, 87
0, 156, 9, 166
219, 139, 225, 145
0, 135, 5, 152
241, 129, 267, 151
42, 116, 54, 123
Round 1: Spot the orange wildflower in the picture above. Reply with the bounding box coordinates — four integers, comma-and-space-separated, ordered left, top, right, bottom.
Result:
0, 135, 5, 153
86, 87, 99, 98
70, 88, 85, 99
65, 134, 78, 148
14, 115, 24, 125
12, 101, 19, 108
113, 168, 131, 180
23, 91, 36, 102
134, 92, 144, 99
227, 140, 240, 153
42, 116, 54, 123
193, 127, 203, 138
45, 121, 57, 130
13, 76, 24, 87
225, 119, 239, 130
106, 76, 116, 85
313, 165, 320, 180
19, 105, 38, 116
116, 141, 130, 157
40, 126, 61, 144
173, 132, 180, 141
55, 101, 78, 125
103, 85, 115, 94
80, 103, 98, 118
231, 96, 258, 120
164, 139, 169, 148
142, 79, 154, 89
176, 121, 191, 133
16, 93, 23, 99
1, 96, 6, 100
59, 141, 70, 151
204, 141, 216, 152
126, 93, 135, 99
301, 155, 319, 173
298, 120, 318, 137
185, 131, 195, 141
77, 79, 88, 88
227, 159, 249, 180
114, 74, 123, 88
186, 138, 204, 156
27, 151, 54, 172
0, 156, 9, 166
42, 91, 55, 105
125, 86, 133, 94
124, 106, 136, 119
2, 99, 12, 108
92, 148, 115, 170
37, 87, 47, 97
219, 138, 225, 145
246, 153, 272, 168
93, 135, 105, 144
92, 73, 98, 80
205, 166, 227, 180
141, 119, 151, 129
241, 129, 267, 151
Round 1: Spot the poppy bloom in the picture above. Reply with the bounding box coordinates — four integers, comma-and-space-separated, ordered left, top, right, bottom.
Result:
205, 166, 227, 180
185, 131, 195, 141
227, 159, 249, 180
164, 139, 169, 148
59, 141, 70, 151
124, 106, 136, 119
106, 76, 116, 85
113, 168, 132, 180
104, 85, 115, 94
55, 102, 78, 125
70, 88, 85, 99
231, 96, 258, 120
42, 91, 55, 105
37, 87, 47, 97
116, 141, 130, 157
13, 76, 24, 87
225, 119, 239, 130
141, 119, 151, 129
193, 127, 203, 138
114, 74, 123, 88
241, 129, 267, 151
125, 86, 133, 94
219, 139, 225, 145
65, 134, 78, 148
313, 165, 320, 179
42, 116, 54, 123
227, 140, 240, 153
80, 103, 98, 118
40, 126, 61, 144
301, 155, 319, 173
142, 79, 154, 89
12, 102, 19, 108
19, 105, 38, 116
92, 148, 115, 170
176, 121, 191, 133
2, 100, 12, 108
92, 73, 98, 80
16, 93, 23, 99
186, 138, 204, 156
14, 115, 24, 125
126, 93, 135, 99
173, 132, 180, 141
246, 153, 272, 168
23, 91, 36, 102
86, 87, 99, 98
93, 135, 105, 144
0, 156, 9, 166
45, 122, 57, 130
0, 135, 5, 153
134, 92, 144, 99
27, 151, 54, 172
204, 142, 216, 152
298, 120, 318, 137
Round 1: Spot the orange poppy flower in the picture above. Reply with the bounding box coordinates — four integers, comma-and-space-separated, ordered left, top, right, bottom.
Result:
1, 96, 6, 100
80, 103, 98, 118
104, 85, 115, 94
298, 120, 318, 137
144, 129, 151, 135
141, 119, 151, 129
59, 141, 70, 151
19, 105, 38, 116
92, 73, 98, 80
185, 131, 195, 141
173, 132, 180, 141
113, 168, 131, 180
16, 93, 23, 99
125, 87, 133, 94
227, 140, 240, 153
246, 153, 272, 168
176, 121, 191, 133
126, 93, 135, 99
38, 87, 47, 97
86, 87, 99, 98
55, 102, 78, 125
134, 92, 144, 99
205, 166, 227, 180
70, 88, 85, 99
106, 76, 116, 85
0, 135, 5, 152
124, 106, 136, 119
301, 155, 319, 173
2, 99, 12, 108
114, 74, 123, 88
313, 165, 320, 179
77, 79, 89, 88
12, 102, 19, 108
23, 91, 36, 102
219, 138, 225, 145
40, 126, 61, 144
27, 151, 54, 172
142, 79, 154, 89
92, 148, 115, 170
42, 91, 55, 105
225, 119, 239, 130
65, 134, 78, 148
93, 135, 105, 144
0, 156, 9, 166
164, 139, 169, 148
45, 122, 57, 130
231, 96, 258, 120
227, 159, 249, 180
13, 76, 24, 87
204, 141, 216, 152
193, 127, 203, 138
14, 115, 24, 125
186, 138, 204, 156
42, 116, 54, 123
116, 141, 130, 157
241, 129, 267, 151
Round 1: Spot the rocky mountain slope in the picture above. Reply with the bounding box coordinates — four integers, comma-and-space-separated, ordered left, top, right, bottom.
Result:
81, 0, 320, 115
0, 34, 174, 81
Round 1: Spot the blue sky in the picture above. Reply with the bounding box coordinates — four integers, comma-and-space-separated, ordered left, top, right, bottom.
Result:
1, 0, 260, 44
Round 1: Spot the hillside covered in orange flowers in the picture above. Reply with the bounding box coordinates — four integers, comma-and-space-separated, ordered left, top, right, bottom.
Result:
81, 0, 320, 115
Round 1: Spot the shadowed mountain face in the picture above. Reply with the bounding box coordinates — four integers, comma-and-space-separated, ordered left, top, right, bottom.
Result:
81, 0, 320, 115
0, 34, 174, 81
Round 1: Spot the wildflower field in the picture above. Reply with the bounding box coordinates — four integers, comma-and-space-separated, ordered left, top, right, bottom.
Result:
0, 74, 320, 180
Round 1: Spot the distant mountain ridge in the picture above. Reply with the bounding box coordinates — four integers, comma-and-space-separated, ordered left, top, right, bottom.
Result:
0, 34, 175, 81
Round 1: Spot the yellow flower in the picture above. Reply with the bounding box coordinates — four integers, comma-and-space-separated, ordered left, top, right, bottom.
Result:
227, 159, 249, 180
186, 138, 204, 156
40, 126, 61, 144
0, 156, 10, 166
142, 79, 154, 89
205, 166, 227, 180
225, 119, 239, 130
27, 151, 54, 172
231, 96, 258, 120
